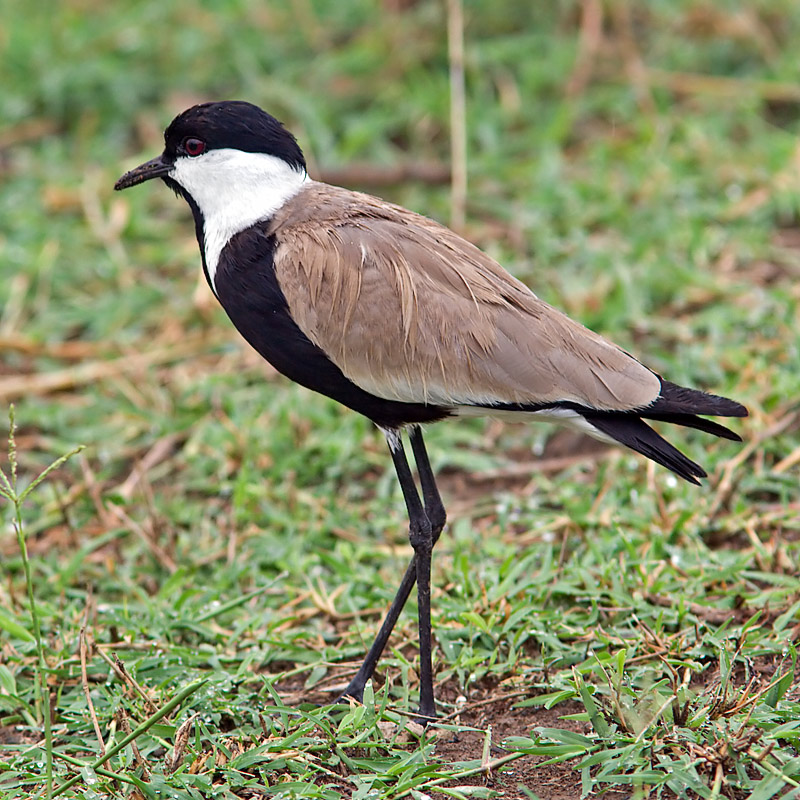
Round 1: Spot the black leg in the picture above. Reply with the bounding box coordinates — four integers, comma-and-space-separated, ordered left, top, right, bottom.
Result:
338, 558, 418, 703
409, 426, 446, 536
386, 429, 435, 720
338, 426, 446, 720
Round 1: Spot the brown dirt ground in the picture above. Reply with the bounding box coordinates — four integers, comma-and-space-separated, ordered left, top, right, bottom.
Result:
431, 693, 620, 799
274, 678, 637, 799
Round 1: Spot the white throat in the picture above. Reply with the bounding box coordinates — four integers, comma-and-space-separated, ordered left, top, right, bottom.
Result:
169, 149, 308, 290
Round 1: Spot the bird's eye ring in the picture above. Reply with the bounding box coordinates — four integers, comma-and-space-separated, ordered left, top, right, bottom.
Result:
183, 138, 206, 157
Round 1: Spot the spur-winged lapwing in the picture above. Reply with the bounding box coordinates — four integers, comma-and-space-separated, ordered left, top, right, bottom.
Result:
116, 100, 747, 720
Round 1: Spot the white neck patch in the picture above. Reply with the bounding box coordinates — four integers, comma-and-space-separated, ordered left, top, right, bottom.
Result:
169, 148, 308, 290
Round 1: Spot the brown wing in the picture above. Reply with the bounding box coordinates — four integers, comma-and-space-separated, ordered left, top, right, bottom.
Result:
267, 182, 661, 411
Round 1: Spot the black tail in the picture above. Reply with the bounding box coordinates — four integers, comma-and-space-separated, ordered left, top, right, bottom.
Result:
646, 380, 748, 421
582, 380, 747, 485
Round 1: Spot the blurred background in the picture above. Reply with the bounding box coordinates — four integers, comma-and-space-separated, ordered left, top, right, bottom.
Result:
2, 0, 800, 793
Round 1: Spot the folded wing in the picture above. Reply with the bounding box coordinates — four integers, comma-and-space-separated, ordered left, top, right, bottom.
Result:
270, 182, 662, 413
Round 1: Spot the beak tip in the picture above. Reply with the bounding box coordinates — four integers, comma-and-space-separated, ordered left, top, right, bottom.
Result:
114, 155, 171, 192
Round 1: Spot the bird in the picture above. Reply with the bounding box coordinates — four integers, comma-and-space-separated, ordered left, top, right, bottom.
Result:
115, 100, 747, 721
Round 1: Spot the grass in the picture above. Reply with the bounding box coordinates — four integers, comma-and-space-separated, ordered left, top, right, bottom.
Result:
1, 0, 800, 797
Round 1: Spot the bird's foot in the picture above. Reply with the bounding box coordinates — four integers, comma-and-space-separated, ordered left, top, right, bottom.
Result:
413, 703, 437, 727
334, 685, 364, 707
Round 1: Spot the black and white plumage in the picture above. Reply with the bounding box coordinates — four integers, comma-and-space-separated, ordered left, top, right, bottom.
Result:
116, 100, 747, 719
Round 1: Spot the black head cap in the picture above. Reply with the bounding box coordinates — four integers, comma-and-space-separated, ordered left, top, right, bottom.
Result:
164, 101, 306, 172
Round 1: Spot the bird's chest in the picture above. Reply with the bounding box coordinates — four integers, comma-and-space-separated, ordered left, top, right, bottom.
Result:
212, 231, 290, 361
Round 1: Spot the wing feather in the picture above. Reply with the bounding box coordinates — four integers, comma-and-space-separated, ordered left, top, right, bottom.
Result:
268, 182, 661, 411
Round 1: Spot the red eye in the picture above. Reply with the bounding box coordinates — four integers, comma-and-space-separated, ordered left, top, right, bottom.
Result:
183, 138, 206, 157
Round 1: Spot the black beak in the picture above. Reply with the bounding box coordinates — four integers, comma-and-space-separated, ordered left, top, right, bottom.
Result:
114, 154, 173, 191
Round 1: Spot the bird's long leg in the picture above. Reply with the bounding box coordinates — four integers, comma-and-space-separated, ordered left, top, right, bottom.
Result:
409, 426, 446, 535
385, 429, 436, 720
339, 426, 446, 718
